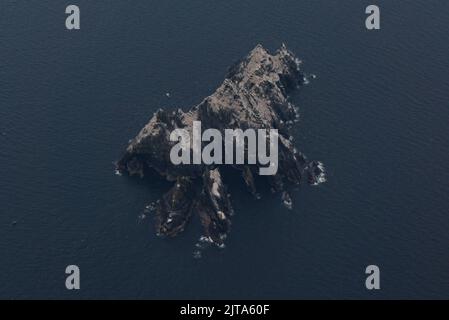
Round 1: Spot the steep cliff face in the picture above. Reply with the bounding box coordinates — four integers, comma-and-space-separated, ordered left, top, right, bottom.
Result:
116, 44, 325, 255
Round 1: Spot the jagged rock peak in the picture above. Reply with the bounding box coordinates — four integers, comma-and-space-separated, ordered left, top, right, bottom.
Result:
116, 44, 325, 255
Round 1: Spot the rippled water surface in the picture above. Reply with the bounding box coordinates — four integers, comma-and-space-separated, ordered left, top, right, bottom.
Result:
1, 0, 448, 298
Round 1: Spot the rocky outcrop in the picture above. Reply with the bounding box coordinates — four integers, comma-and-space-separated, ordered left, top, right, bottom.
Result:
116, 44, 326, 256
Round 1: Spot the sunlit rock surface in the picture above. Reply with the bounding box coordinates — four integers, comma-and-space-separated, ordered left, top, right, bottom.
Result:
116, 44, 325, 254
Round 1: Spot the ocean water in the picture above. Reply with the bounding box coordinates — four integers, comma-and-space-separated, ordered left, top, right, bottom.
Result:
1, 0, 448, 299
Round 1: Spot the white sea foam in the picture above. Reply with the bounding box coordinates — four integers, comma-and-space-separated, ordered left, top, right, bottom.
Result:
312, 162, 327, 186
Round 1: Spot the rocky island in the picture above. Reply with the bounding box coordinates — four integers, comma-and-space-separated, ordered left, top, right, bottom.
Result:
116, 44, 325, 256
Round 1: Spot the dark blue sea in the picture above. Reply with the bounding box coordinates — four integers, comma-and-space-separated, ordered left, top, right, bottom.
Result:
1, 0, 448, 299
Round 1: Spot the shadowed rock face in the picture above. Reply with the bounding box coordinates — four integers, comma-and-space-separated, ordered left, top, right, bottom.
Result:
116, 44, 326, 254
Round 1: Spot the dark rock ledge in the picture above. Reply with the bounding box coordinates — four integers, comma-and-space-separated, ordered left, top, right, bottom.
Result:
116, 44, 326, 255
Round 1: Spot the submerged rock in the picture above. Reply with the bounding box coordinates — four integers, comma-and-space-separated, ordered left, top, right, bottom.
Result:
116, 44, 326, 250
